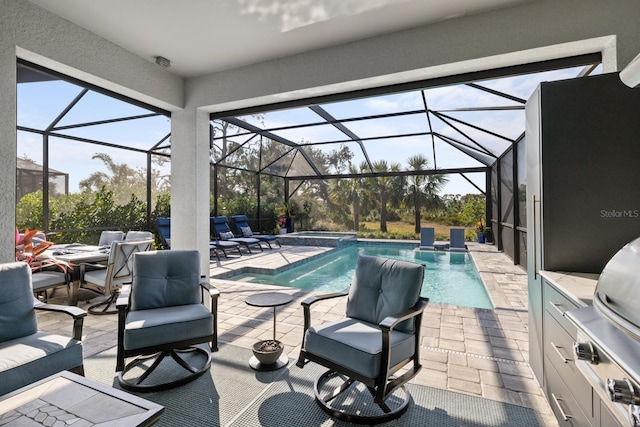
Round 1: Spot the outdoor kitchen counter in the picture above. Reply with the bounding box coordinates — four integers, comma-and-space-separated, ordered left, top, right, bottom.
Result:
540, 270, 599, 307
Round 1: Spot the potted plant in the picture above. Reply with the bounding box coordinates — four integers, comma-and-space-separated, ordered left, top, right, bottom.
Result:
277, 216, 287, 234
16, 228, 72, 273
476, 221, 487, 244
484, 227, 493, 244
252, 339, 284, 365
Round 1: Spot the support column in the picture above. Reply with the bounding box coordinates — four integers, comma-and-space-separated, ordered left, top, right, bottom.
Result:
0, 46, 17, 262
171, 107, 211, 277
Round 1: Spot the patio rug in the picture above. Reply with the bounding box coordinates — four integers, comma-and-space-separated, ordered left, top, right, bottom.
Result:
84, 343, 544, 427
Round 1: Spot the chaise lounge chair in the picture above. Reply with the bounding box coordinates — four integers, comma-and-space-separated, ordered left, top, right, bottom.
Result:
155, 217, 172, 249
230, 215, 281, 249
449, 228, 467, 252
211, 216, 263, 254
419, 227, 435, 251
155, 217, 241, 260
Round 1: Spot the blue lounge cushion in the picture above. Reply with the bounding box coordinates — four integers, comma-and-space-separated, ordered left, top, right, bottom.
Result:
304, 318, 415, 379
346, 256, 423, 334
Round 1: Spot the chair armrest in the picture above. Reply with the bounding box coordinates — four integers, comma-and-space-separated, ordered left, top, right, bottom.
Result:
301, 291, 349, 334
34, 298, 87, 341
116, 284, 131, 308
201, 278, 220, 352
379, 297, 429, 331
200, 280, 220, 298
301, 290, 348, 307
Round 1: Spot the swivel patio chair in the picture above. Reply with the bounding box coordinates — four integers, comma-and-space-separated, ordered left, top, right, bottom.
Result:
231, 214, 281, 249
116, 250, 219, 392
80, 239, 153, 315
297, 255, 428, 424
211, 216, 263, 254
0, 262, 86, 396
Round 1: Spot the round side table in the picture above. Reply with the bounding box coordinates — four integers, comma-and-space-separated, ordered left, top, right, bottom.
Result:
245, 291, 293, 371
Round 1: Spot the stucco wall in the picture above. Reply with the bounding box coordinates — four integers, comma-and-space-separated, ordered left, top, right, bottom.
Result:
188, 0, 640, 113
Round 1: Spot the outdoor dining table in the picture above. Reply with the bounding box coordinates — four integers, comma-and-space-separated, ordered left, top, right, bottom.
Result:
46, 244, 110, 306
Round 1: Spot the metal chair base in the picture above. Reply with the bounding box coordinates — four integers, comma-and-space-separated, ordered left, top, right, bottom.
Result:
313, 370, 411, 425
88, 291, 119, 315
118, 346, 211, 393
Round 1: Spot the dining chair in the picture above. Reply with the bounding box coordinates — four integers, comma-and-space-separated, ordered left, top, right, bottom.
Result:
98, 230, 124, 246
81, 239, 153, 315
124, 230, 154, 241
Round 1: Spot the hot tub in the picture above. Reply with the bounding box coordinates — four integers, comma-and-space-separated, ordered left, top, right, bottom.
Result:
277, 231, 357, 247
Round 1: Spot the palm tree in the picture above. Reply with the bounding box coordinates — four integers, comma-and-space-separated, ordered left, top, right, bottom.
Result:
406, 155, 429, 234
329, 164, 364, 230
404, 154, 449, 233
371, 160, 403, 232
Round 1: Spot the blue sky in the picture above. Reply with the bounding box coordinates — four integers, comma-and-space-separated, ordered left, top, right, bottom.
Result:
18, 65, 599, 196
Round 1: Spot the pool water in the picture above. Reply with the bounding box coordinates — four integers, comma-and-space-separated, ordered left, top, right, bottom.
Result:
230, 243, 493, 309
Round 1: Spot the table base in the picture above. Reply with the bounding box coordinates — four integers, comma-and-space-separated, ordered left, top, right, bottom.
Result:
249, 354, 289, 371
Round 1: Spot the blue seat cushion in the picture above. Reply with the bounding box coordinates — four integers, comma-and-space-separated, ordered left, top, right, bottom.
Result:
31, 271, 67, 292
124, 304, 213, 351
304, 318, 414, 379
0, 332, 83, 396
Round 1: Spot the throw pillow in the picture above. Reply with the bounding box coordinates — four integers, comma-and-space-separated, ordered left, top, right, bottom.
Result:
220, 231, 234, 240
240, 226, 253, 237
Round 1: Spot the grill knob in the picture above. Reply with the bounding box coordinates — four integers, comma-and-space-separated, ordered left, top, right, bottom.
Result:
573, 341, 599, 364
630, 405, 640, 427
607, 378, 640, 405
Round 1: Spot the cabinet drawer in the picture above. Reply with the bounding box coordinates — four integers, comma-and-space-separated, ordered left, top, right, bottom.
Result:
544, 316, 593, 417
546, 361, 593, 427
599, 399, 622, 427
544, 279, 579, 337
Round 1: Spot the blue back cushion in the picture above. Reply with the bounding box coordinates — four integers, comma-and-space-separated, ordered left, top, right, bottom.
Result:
0, 262, 38, 341
130, 250, 201, 311
346, 256, 424, 333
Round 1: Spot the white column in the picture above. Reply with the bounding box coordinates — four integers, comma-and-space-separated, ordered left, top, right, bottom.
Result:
170, 107, 211, 277
0, 46, 17, 263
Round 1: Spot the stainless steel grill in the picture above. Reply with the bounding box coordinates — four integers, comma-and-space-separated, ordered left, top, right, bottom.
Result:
567, 237, 640, 427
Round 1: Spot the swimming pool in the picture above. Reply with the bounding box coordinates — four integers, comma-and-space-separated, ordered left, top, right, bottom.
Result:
229, 243, 493, 309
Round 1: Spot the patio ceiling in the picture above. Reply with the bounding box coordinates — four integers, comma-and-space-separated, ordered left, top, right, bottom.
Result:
26, 0, 535, 78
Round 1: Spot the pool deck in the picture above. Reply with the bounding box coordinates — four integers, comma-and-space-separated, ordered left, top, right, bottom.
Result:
36, 240, 558, 427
